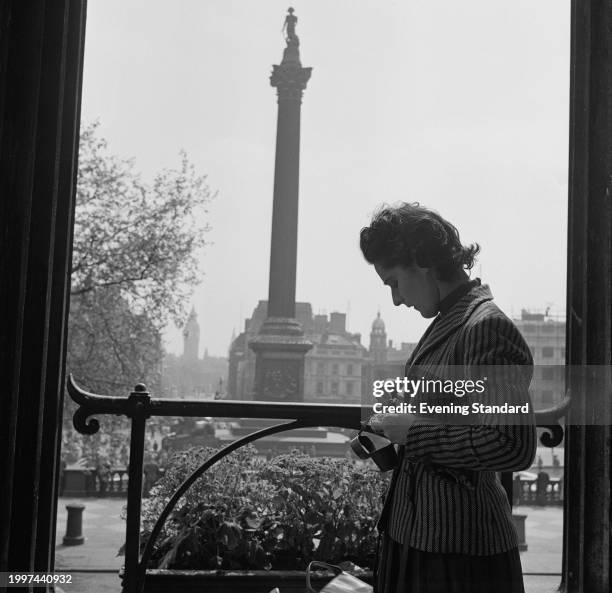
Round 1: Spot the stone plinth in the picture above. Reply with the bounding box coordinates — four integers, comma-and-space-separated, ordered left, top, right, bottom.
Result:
249, 318, 312, 401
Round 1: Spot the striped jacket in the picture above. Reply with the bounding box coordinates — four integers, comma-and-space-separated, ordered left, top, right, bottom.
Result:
380, 282, 536, 555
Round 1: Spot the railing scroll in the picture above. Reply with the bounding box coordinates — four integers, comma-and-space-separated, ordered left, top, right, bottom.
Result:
533, 396, 571, 447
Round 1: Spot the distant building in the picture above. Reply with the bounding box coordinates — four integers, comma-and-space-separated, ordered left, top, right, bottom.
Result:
182, 306, 200, 362
514, 309, 566, 409
228, 301, 366, 402
228, 303, 416, 402
369, 312, 387, 364
367, 312, 416, 384
161, 308, 228, 399
305, 311, 367, 403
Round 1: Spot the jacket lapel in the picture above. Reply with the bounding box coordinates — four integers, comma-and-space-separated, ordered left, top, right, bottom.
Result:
408, 283, 494, 368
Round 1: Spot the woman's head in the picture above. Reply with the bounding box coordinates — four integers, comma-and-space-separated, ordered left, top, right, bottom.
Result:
360, 203, 479, 317
360, 202, 479, 279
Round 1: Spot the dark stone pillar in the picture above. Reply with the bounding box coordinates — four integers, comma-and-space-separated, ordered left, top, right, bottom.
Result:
250, 9, 312, 401
62, 504, 85, 546
0, 0, 87, 586
563, 1, 612, 592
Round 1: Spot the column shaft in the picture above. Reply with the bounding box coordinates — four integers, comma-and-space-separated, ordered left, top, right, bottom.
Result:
268, 98, 302, 319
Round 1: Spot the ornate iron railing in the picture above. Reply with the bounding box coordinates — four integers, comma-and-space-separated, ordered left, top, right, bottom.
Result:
66, 375, 569, 593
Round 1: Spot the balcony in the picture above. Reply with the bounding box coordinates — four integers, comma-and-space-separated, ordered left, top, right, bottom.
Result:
63, 376, 569, 593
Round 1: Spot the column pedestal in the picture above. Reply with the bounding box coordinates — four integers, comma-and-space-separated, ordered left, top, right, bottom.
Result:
249, 318, 312, 401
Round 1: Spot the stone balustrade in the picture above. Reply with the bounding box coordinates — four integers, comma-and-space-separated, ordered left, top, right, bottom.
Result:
513, 473, 563, 506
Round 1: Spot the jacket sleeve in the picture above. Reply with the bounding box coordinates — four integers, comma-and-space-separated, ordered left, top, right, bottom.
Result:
403, 315, 537, 472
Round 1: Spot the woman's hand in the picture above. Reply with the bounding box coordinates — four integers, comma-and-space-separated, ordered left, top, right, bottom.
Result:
368, 412, 418, 444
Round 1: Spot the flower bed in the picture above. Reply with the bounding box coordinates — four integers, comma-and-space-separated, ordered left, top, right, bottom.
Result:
137, 445, 388, 573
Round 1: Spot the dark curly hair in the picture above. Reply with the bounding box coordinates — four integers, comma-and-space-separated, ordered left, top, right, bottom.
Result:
359, 203, 480, 281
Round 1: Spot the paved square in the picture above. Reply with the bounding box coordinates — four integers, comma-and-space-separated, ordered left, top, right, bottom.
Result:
54, 498, 563, 592
55, 498, 125, 571
515, 505, 563, 575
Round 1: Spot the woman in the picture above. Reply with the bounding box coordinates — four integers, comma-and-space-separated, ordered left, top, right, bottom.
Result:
360, 203, 536, 593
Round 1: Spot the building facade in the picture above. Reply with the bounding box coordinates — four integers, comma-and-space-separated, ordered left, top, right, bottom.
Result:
228, 305, 417, 402
513, 309, 566, 409
229, 305, 566, 408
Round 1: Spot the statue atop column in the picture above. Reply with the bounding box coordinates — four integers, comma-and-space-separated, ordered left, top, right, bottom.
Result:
279, 7, 305, 67
282, 7, 299, 46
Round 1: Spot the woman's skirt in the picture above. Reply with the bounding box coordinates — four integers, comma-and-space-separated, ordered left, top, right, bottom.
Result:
375, 535, 525, 593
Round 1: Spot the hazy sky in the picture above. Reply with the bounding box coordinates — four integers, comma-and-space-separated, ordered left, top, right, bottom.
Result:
81, 0, 571, 357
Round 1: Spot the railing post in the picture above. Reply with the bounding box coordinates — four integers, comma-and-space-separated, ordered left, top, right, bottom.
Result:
122, 384, 150, 593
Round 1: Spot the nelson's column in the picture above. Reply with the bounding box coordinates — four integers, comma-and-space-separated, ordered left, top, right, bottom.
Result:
249, 8, 313, 401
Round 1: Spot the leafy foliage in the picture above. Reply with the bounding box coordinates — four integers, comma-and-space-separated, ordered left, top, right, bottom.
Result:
67, 288, 163, 395
63, 123, 215, 467
67, 122, 215, 396
72, 122, 214, 326
138, 446, 388, 571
